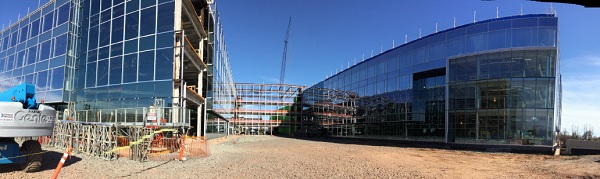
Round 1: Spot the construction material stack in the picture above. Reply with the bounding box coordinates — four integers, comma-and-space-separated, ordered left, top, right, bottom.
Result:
0, 83, 56, 172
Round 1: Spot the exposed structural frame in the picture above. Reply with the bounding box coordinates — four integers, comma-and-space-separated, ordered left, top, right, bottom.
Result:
173, 0, 213, 137
213, 83, 303, 135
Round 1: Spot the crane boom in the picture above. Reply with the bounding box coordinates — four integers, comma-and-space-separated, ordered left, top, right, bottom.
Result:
280, 17, 291, 85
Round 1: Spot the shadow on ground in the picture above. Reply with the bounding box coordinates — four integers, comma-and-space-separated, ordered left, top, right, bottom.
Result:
0, 150, 82, 173
118, 160, 172, 178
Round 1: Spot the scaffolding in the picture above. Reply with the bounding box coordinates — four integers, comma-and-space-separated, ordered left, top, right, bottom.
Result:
49, 0, 217, 161
219, 83, 304, 135
24, 120, 210, 162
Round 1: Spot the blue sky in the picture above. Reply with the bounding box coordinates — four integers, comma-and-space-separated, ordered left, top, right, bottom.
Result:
215, 0, 600, 135
1, 0, 599, 135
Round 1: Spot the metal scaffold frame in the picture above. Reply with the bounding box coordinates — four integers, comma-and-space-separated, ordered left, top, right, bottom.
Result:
211, 83, 304, 135
27, 120, 210, 162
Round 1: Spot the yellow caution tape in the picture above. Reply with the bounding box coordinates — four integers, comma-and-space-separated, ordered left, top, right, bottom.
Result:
103, 128, 179, 154
1, 129, 182, 160
1, 144, 74, 161
0, 151, 51, 160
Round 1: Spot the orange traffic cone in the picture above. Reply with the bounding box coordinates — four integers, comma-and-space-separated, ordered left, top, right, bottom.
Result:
50, 147, 72, 179
178, 136, 186, 161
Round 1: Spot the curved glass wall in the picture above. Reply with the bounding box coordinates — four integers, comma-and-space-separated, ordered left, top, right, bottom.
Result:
303, 14, 559, 146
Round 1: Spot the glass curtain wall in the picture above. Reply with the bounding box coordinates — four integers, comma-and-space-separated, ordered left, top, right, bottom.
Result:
302, 14, 559, 146
211, 7, 235, 120
448, 49, 557, 145
206, 4, 236, 134
76, 0, 175, 115
0, 0, 72, 103
301, 86, 356, 136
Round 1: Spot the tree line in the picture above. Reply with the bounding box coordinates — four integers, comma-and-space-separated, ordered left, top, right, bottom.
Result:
558, 124, 599, 146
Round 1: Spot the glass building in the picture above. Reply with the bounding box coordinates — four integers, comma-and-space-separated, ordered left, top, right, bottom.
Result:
206, 10, 237, 136
0, 0, 235, 137
0, 0, 75, 108
303, 14, 560, 146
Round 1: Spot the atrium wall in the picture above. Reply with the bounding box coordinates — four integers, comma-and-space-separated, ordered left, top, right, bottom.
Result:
304, 14, 560, 146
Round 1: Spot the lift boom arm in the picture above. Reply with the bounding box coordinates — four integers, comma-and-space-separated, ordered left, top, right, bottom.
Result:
0, 83, 39, 109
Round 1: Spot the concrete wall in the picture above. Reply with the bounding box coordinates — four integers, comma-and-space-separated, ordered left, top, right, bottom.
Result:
566, 139, 600, 155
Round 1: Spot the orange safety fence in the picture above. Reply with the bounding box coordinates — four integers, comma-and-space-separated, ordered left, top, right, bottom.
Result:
114, 134, 210, 161
146, 136, 210, 161
30, 121, 210, 162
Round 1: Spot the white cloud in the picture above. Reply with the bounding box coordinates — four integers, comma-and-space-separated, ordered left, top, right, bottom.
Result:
560, 54, 600, 135
588, 56, 600, 67
562, 54, 600, 68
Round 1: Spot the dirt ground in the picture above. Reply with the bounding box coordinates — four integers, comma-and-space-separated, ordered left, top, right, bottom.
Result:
1, 135, 599, 178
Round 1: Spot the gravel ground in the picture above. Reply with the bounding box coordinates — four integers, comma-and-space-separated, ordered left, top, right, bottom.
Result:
1, 135, 600, 178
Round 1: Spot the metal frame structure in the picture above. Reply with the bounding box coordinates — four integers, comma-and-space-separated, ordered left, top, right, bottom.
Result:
213, 83, 303, 135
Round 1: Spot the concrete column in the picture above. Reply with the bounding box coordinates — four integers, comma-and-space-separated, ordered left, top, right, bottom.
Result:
173, 36, 183, 124
173, 0, 183, 125
226, 121, 229, 136
174, 0, 182, 31
199, 38, 204, 59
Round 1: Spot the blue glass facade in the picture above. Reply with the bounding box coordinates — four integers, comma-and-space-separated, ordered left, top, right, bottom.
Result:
76, 0, 175, 111
0, 0, 235, 137
303, 14, 560, 146
0, 0, 73, 103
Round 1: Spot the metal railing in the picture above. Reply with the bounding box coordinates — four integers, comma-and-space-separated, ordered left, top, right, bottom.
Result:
70, 107, 192, 127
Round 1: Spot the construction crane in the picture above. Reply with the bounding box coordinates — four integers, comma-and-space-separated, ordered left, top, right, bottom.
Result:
279, 17, 292, 86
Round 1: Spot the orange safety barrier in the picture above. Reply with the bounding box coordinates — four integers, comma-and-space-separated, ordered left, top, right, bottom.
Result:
145, 135, 209, 161
178, 136, 186, 161
116, 136, 130, 158
50, 147, 72, 179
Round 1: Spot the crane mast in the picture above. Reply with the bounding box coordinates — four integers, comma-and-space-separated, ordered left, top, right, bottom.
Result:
280, 17, 291, 86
